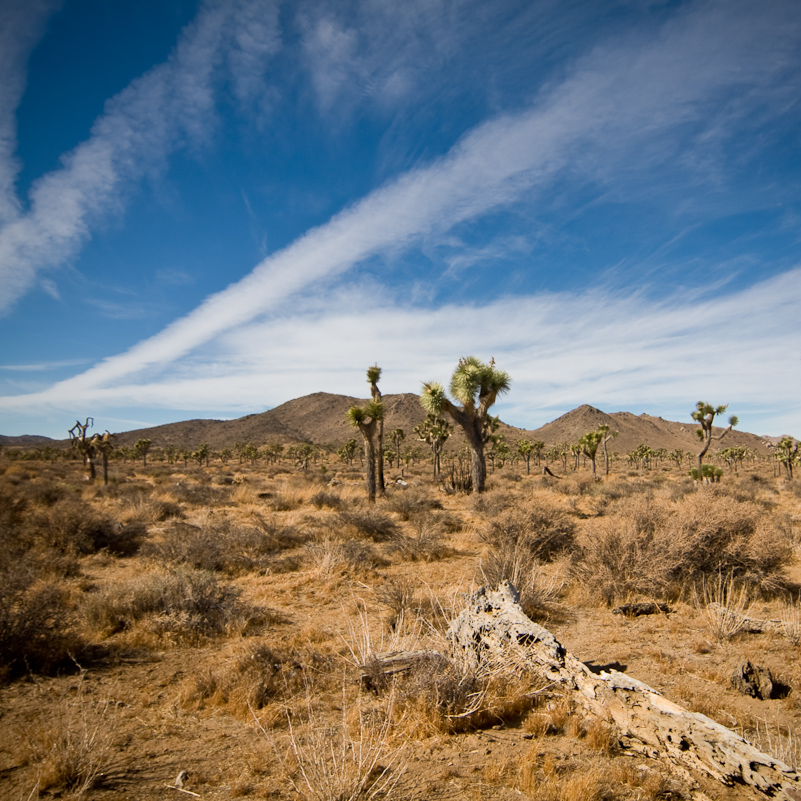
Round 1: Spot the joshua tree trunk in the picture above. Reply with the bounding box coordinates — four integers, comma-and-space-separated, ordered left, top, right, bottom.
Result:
359, 425, 378, 503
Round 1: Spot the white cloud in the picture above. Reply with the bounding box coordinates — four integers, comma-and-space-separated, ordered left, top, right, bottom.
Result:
0, 0, 59, 225
24, 0, 799, 400
2, 0, 800, 438
2, 267, 799, 436
0, 0, 281, 314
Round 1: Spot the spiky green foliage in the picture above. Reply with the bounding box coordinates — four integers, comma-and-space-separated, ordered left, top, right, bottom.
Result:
447, 356, 511, 411
348, 375, 385, 502
691, 401, 738, 469
420, 381, 447, 415
419, 357, 511, 493
775, 437, 799, 480
366, 364, 382, 386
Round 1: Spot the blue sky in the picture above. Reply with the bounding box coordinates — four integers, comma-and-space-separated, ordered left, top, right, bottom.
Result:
0, 0, 800, 440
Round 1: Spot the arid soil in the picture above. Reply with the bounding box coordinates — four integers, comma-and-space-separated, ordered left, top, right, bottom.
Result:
1, 454, 799, 801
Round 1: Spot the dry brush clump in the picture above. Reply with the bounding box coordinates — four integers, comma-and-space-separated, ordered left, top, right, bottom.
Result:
0, 563, 86, 678
263, 674, 406, 801
477, 500, 573, 617
572, 490, 792, 604
83, 565, 267, 643
19, 677, 119, 798
143, 514, 308, 575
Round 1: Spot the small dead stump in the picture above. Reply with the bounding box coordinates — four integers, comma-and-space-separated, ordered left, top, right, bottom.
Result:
612, 602, 670, 617
731, 659, 775, 700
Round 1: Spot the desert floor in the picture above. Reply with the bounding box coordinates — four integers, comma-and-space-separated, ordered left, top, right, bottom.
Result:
1, 455, 799, 801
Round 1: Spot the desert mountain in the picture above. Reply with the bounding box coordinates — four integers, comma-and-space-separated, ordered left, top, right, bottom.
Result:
2, 394, 777, 456
527, 404, 773, 457
109, 393, 430, 450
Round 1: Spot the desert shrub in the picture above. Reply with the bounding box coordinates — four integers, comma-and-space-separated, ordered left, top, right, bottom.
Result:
481, 504, 576, 563
386, 512, 454, 563
305, 539, 388, 575
18, 478, 70, 506
385, 488, 443, 521
337, 509, 399, 542
471, 491, 517, 516
168, 481, 232, 507
479, 543, 563, 620
309, 490, 343, 509
387, 652, 549, 735
144, 519, 291, 574
117, 492, 182, 524
0, 563, 85, 678
375, 577, 419, 629
21, 678, 117, 797
666, 491, 789, 590
195, 643, 304, 710
573, 492, 791, 603
550, 476, 594, 496
84, 566, 264, 641
29, 500, 143, 556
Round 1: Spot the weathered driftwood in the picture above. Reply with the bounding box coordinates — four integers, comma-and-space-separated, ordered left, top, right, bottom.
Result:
447, 582, 801, 799
359, 649, 446, 689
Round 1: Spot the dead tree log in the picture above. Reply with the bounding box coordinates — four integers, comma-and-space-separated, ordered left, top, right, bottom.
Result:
447, 582, 801, 799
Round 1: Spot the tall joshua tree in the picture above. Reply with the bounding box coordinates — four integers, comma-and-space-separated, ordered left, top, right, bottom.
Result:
579, 425, 617, 476
367, 365, 385, 494
421, 356, 510, 493
347, 399, 384, 502
692, 402, 738, 471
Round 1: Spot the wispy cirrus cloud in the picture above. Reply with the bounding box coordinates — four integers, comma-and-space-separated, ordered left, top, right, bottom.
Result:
0, 0, 280, 315
0, 0, 60, 225
24, 0, 799, 398
2, 267, 798, 435
2, 0, 800, 438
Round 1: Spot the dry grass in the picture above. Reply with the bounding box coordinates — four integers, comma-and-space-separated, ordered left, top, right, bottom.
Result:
0, 562, 85, 677
573, 491, 791, 604
260, 676, 406, 801
0, 454, 798, 801
697, 572, 753, 641
83, 565, 266, 643
19, 676, 118, 798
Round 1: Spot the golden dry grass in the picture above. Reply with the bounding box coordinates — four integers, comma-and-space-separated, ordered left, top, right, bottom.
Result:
0, 453, 798, 800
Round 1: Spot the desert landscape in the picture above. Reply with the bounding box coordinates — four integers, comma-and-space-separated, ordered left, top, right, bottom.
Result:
0, 387, 799, 801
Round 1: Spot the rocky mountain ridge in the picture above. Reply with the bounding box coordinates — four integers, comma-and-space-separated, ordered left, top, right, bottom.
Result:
1, 394, 779, 456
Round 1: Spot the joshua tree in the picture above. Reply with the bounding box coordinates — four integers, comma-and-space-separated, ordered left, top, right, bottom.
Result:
93, 430, 114, 486
68, 418, 97, 482
133, 438, 152, 468
691, 402, 738, 471
578, 429, 604, 476
337, 438, 359, 465
516, 440, 536, 474
776, 437, 799, 480
389, 428, 405, 472
420, 356, 510, 493
347, 399, 384, 502
367, 365, 385, 494
598, 424, 618, 475
193, 442, 211, 466
414, 413, 451, 479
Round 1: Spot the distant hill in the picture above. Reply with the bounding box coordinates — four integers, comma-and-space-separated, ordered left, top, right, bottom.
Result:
0, 433, 59, 449
525, 404, 773, 457
1, 394, 777, 456
110, 393, 431, 450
